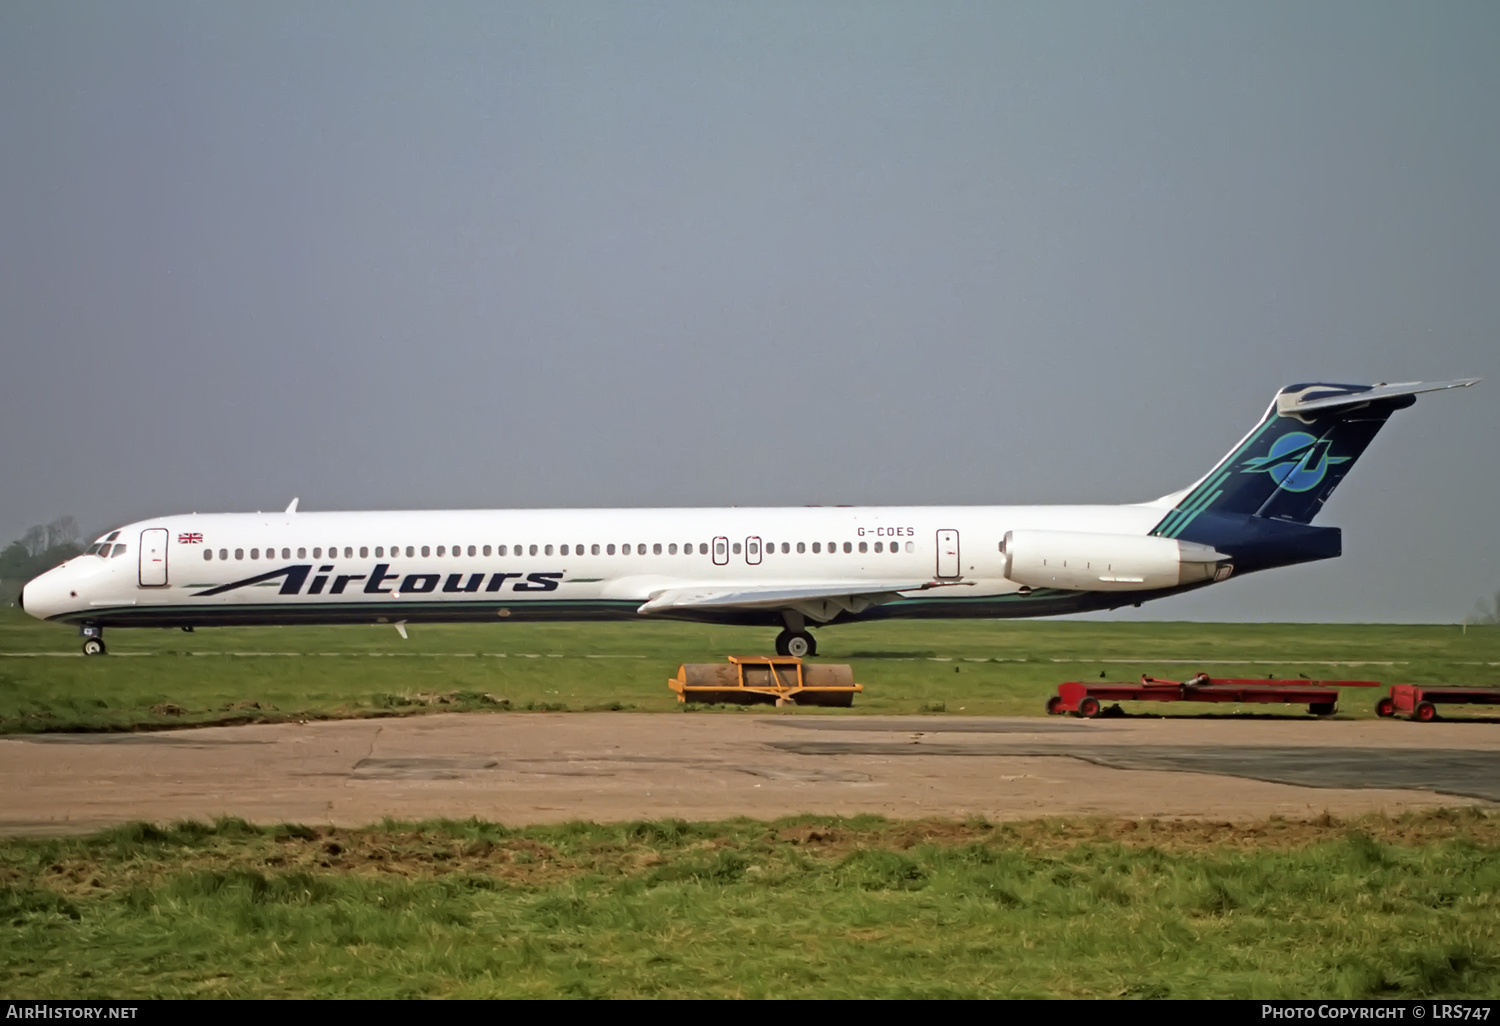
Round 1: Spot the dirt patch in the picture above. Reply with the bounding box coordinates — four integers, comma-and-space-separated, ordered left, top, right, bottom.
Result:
3, 713, 1495, 837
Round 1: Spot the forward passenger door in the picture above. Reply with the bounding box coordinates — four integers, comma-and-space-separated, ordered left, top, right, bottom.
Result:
139, 528, 169, 587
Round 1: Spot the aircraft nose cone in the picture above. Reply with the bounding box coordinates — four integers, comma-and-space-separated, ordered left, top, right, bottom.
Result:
19, 569, 70, 622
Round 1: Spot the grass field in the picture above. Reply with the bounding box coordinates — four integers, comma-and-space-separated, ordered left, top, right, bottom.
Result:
2, 811, 1498, 998
2, 608, 1498, 732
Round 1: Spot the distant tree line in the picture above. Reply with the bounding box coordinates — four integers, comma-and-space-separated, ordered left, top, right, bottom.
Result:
1473, 592, 1500, 626
0, 517, 84, 604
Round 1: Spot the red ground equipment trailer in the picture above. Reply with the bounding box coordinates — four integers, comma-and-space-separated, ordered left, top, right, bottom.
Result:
1047, 673, 1381, 718
1376, 683, 1500, 722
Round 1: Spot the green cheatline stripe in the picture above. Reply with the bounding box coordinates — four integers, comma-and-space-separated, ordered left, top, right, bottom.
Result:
1162, 473, 1230, 536
1155, 469, 1229, 537
1165, 488, 1224, 538
1160, 471, 1226, 535
56, 589, 1074, 624
1151, 413, 1280, 535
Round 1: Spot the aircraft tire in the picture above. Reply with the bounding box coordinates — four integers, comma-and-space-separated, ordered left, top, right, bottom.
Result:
82, 638, 106, 657
776, 629, 816, 658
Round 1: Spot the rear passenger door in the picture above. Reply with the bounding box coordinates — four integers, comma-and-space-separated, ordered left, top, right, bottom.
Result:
936, 529, 960, 579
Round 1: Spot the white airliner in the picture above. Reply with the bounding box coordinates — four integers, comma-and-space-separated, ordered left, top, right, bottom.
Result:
21, 380, 1477, 657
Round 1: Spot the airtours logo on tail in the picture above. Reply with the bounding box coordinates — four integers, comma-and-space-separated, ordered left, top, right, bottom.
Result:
193, 564, 563, 598
1239, 432, 1350, 493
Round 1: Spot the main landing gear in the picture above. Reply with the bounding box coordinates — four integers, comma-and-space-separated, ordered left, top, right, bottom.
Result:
775, 610, 819, 658
80, 625, 106, 657
774, 628, 817, 658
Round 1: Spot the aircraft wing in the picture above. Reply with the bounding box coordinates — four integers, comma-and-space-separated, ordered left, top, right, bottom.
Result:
637, 579, 956, 616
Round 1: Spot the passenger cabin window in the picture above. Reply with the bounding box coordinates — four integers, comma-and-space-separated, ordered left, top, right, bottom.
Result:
234, 548, 244, 560
812, 542, 821, 553
360, 547, 369, 558
251, 548, 260, 559
298, 548, 307, 559
203, 549, 212, 561
559, 545, 568, 556
732, 542, 741, 554
607, 544, 616, 555
797, 542, 805, 553
545, 544, 554, 556
483, 545, 491, 556
496, 545, 507, 556
219, 549, 228, 560
699, 543, 708, 555
668, 543, 677, 555
529, 544, 538, 556
653, 543, 662, 555
859, 541, 868, 553
421, 546, 430, 557
592, 544, 600, 555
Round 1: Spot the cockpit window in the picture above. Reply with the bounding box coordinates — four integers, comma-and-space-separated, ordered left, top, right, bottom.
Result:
110, 544, 128, 558
86, 544, 103, 556
106, 531, 120, 542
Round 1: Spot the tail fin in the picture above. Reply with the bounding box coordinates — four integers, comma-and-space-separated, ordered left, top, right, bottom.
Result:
1151, 379, 1477, 538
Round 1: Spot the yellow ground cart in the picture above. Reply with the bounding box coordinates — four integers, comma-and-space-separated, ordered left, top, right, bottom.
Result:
668, 656, 863, 707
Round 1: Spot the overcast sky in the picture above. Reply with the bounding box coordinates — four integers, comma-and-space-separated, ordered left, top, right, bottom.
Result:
1, 2, 1495, 622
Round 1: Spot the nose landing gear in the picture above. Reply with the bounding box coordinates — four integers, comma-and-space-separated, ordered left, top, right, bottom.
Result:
80, 625, 107, 657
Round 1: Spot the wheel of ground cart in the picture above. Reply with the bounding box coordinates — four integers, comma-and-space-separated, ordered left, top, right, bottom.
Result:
1077, 696, 1101, 719
1375, 697, 1395, 718
82, 638, 106, 657
1415, 701, 1437, 722
1046, 696, 1063, 716
1308, 701, 1336, 717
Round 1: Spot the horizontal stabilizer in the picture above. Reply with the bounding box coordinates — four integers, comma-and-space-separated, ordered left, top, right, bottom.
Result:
1277, 379, 1478, 416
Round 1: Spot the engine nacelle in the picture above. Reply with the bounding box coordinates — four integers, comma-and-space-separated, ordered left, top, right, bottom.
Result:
1002, 530, 1232, 592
